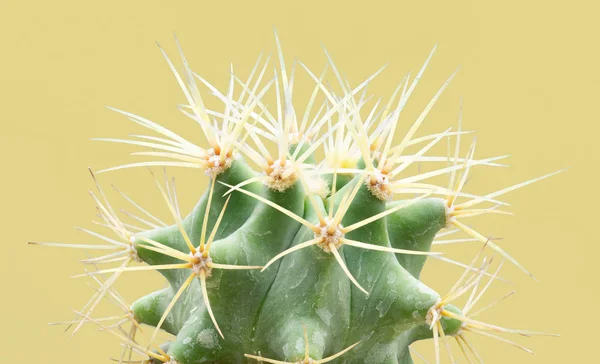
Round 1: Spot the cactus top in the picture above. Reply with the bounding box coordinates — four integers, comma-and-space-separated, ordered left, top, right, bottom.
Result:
30, 32, 562, 364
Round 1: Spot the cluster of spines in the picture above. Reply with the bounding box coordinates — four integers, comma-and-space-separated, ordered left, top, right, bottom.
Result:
30, 32, 562, 364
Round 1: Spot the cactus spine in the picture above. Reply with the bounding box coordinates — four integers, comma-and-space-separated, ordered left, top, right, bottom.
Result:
31, 33, 561, 363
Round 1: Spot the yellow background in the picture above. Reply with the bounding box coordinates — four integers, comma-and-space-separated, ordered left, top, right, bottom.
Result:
1, 0, 597, 363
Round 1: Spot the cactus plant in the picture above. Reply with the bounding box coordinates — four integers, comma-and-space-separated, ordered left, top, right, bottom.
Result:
30, 33, 562, 363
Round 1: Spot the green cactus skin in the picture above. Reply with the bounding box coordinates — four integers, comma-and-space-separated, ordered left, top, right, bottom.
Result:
30, 34, 562, 364
128, 162, 461, 364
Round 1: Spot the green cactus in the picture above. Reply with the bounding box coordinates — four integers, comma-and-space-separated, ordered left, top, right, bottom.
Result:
31, 33, 562, 364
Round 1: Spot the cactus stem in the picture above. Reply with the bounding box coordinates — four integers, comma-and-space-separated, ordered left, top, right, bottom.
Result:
33, 35, 563, 362
225, 174, 440, 257
227, 174, 438, 297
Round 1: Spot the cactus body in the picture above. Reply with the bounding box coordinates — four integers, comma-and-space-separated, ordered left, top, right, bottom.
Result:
31, 34, 561, 364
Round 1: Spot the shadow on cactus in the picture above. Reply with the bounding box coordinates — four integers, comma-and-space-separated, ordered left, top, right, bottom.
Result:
30, 32, 563, 363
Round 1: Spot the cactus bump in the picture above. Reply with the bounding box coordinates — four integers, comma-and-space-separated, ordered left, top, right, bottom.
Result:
30, 33, 563, 363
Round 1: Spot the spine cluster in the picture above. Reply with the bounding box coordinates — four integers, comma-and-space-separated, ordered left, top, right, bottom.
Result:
31, 33, 561, 364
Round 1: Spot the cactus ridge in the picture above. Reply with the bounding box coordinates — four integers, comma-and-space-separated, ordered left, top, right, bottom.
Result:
30, 33, 563, 364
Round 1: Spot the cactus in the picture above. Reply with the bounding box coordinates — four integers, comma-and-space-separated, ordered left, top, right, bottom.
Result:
31, 33, 562, 364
